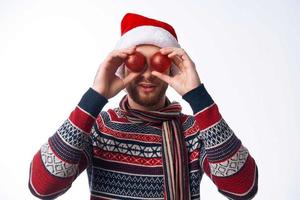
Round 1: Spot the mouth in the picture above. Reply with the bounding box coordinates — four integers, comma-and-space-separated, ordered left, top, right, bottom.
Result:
138, 83, 157, 93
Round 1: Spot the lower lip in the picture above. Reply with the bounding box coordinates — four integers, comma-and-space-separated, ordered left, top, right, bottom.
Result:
139, 85, 156, 92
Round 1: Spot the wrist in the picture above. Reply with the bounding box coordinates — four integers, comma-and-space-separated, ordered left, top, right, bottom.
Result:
91, 85, 108, 99
182, 83, 214, 114
79, 87, 108, 118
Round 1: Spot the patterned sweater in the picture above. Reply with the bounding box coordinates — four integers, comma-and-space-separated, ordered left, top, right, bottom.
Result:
29, 84, 258, 200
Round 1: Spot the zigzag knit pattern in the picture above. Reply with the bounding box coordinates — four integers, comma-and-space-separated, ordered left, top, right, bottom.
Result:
29, 84, 258, 200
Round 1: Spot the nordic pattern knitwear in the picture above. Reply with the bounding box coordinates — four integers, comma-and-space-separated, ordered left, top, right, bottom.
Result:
29, 84, 258, 200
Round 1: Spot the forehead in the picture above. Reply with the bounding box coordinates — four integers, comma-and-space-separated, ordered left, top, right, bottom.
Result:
136, 44, 160, 57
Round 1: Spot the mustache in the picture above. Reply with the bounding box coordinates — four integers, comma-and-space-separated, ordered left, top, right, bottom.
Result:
134, 75, 161, 84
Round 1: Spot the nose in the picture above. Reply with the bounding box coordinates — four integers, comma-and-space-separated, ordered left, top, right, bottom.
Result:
140, 62, 154, 78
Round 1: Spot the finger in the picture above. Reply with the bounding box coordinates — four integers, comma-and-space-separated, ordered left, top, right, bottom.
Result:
109, 46, 137, 63
161, 48, 188, 64
151, 71, 172, 84
107, 51, 126, 60
181, 53, 193, 61
101, 52, 128, 74
168, 54, 185, 70
159, 48, 184, 68
122, 71, 140, 86
163, 47, 191, 60
159, 47, 180, 55
167, 49, 194, 69
106, 52, 127, 65
114, 52, 128, 59
168, 51, 185, 59
118, 46, 137, 54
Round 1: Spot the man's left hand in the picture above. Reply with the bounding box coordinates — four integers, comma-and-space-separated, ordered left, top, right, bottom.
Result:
151, 47, 202, 96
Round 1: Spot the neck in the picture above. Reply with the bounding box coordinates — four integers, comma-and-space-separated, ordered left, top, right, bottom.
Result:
127, 96, 167, 111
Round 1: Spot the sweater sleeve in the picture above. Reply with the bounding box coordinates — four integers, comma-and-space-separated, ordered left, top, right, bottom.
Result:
183, 84, 258, 200
28, 88, 108, 199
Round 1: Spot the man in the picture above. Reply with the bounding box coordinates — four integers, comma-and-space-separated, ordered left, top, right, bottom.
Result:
29, 13, 258, 200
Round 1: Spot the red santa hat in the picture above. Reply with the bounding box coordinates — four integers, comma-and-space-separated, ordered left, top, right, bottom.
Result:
115, 13, 181, 77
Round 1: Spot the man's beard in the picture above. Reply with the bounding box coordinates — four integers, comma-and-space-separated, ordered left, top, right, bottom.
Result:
125, 75, 168, 107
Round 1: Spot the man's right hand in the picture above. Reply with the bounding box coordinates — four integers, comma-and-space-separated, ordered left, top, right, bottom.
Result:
92, 46, 140, 99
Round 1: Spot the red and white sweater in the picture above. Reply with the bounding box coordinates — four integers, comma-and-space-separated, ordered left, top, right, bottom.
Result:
29, 84, 258, 199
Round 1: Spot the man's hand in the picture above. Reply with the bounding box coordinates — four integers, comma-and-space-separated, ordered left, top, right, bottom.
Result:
92, 46, 140, 99
151, 47, 202, 96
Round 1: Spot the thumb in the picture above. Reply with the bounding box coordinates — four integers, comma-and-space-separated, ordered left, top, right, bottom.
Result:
151, 71, 172, 84
122, 72, 140, 87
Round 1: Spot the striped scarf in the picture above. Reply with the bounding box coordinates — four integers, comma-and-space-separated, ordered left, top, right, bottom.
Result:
119, 95, 191, 200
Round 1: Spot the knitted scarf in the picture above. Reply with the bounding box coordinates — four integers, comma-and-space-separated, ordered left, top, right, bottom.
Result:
119, 95, 191, 200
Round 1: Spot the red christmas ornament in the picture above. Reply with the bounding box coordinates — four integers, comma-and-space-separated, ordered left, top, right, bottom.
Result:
150, 52, 172, 73
125, 52, 146, 72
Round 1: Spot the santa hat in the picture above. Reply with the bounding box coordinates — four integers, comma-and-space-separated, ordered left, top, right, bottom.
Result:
115, 13, 181, 77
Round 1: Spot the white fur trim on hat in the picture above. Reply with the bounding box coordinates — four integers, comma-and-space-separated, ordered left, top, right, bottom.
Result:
114, 25, 180, 50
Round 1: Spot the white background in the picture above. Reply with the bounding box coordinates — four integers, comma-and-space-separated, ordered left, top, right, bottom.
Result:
0, 0, 299, 199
